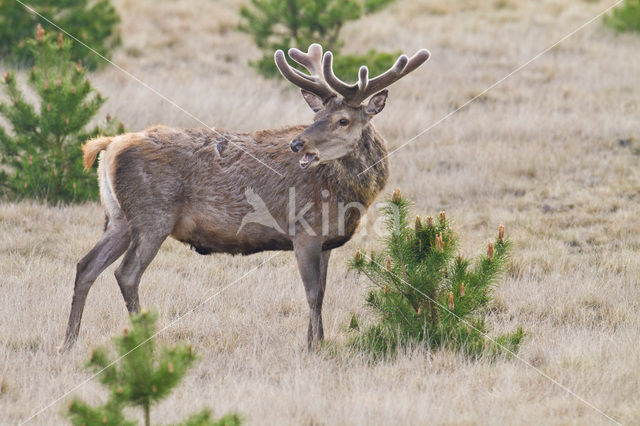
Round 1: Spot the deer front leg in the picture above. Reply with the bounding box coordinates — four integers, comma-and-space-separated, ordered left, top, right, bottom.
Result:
294, 237, 331, 350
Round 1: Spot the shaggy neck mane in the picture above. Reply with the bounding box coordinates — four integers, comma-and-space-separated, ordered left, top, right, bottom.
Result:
316, 124, 389, 207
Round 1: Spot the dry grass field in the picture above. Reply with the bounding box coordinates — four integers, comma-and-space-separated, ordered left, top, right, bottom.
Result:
2, 0, 640, 424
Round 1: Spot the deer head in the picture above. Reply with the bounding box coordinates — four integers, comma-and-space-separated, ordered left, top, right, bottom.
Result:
275, 44, 430, 169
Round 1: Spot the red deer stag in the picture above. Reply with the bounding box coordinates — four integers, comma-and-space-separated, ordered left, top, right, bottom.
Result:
63, 44, 430, 351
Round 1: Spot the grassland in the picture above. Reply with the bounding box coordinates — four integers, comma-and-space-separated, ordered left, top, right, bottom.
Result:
1, 0, 640, 424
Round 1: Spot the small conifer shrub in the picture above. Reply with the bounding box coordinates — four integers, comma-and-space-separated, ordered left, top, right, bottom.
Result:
238, 0, 399, 79
0, 0, 121, 69
604, 0, 640, 33
0, 25, 124, 204
67, 310, 242, 426
349, 189, 523, 358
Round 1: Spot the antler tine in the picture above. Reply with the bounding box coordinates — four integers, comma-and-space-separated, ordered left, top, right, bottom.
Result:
325, 49, 430, 106
351, 49, 431, 105
274, 44, 336, 101
322, 51, 359, 100
289, 44, 324, 77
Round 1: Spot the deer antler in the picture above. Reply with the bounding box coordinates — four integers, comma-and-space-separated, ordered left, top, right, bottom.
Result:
274, 43, 336, 102
275, 44, 430, 106
323, 49, 430, 106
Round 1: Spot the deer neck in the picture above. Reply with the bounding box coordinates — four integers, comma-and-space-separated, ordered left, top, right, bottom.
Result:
318, 124, 389, 208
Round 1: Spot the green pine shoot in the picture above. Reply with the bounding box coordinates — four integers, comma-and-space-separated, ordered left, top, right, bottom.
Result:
349, 189, 523, 358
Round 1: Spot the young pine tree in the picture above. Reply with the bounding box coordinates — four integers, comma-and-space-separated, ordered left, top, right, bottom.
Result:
238, 0, 398, 79
0, 25, 123, 203
67, 310, 242, 426
0, 0, 121, 69
349, 189, 523, 358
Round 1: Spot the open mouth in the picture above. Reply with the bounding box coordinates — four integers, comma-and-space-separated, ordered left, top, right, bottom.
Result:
299, 152, 318, 169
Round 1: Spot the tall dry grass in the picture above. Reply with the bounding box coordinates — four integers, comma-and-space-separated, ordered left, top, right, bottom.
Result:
1, 0, 640, 424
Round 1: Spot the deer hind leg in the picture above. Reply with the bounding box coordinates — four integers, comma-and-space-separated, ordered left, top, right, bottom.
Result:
114, 224, 172, 314
63, 215, 130, 351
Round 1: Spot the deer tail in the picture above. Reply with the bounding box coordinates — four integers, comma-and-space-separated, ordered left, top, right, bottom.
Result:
82, 136, 113, 171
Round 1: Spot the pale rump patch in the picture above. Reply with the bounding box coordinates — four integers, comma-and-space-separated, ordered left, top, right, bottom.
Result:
98, 152, 121, 214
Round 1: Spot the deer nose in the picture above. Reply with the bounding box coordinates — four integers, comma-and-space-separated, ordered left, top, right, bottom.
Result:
290, 138, 305, 153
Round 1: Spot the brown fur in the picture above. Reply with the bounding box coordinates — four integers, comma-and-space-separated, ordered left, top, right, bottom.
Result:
64, 88, 399, 351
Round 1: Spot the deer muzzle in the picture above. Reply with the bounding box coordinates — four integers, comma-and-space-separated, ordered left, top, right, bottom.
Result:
290, 138, 305, 153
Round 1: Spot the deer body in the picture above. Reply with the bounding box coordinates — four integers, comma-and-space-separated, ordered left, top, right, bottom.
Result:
97, 123, 388, 255
63, 44, 428, 350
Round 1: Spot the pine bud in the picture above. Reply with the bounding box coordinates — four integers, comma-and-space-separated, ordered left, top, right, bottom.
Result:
467, 326, 471, 334
439, 211, 446, 224
75, 61, 83, 72
117, 386, 123, 394
386, 255, 391, 271
53, 169, 58, 176
28, 155, 33, 165
498, 224, 505, 243
106, 113, 111, 123
391, 188, 401, 203
460, 282, 465, 297
418, 239, 422, 252
435, 233, 444, 252
417, 307, 421, 315
426, 216, 434, 227
71, 86, 75, 94
102, 417, 107, 424
119, 122, 125, 132
487, 240, 494, 260
65, 118, 69, 125
24, 182, 28, 188
46, 104, 51, 112
123, 327, 128, 336
3, 72, 10, 83
57, 33, 63, 48
456, 252, 463, 263
355, 248, 361, 263
168, 362, 174, 373
448, 291, 454, 310
36, 24, 45, 42
384, 283, 389, 294
72, 182, 76, 189
415, 215, 421, 230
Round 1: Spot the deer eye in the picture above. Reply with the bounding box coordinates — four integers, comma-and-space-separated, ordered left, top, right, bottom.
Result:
338, 118, 349, 126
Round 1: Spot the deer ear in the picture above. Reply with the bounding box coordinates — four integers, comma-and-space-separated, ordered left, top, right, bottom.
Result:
301, 89, 324, 113
364, 90, 388, 116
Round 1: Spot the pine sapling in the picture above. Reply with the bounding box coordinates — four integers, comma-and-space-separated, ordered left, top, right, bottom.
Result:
0, 25, 124, 203
66, 310, 241, 426
238, 0, 399, 78
349, 189, 523, 358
